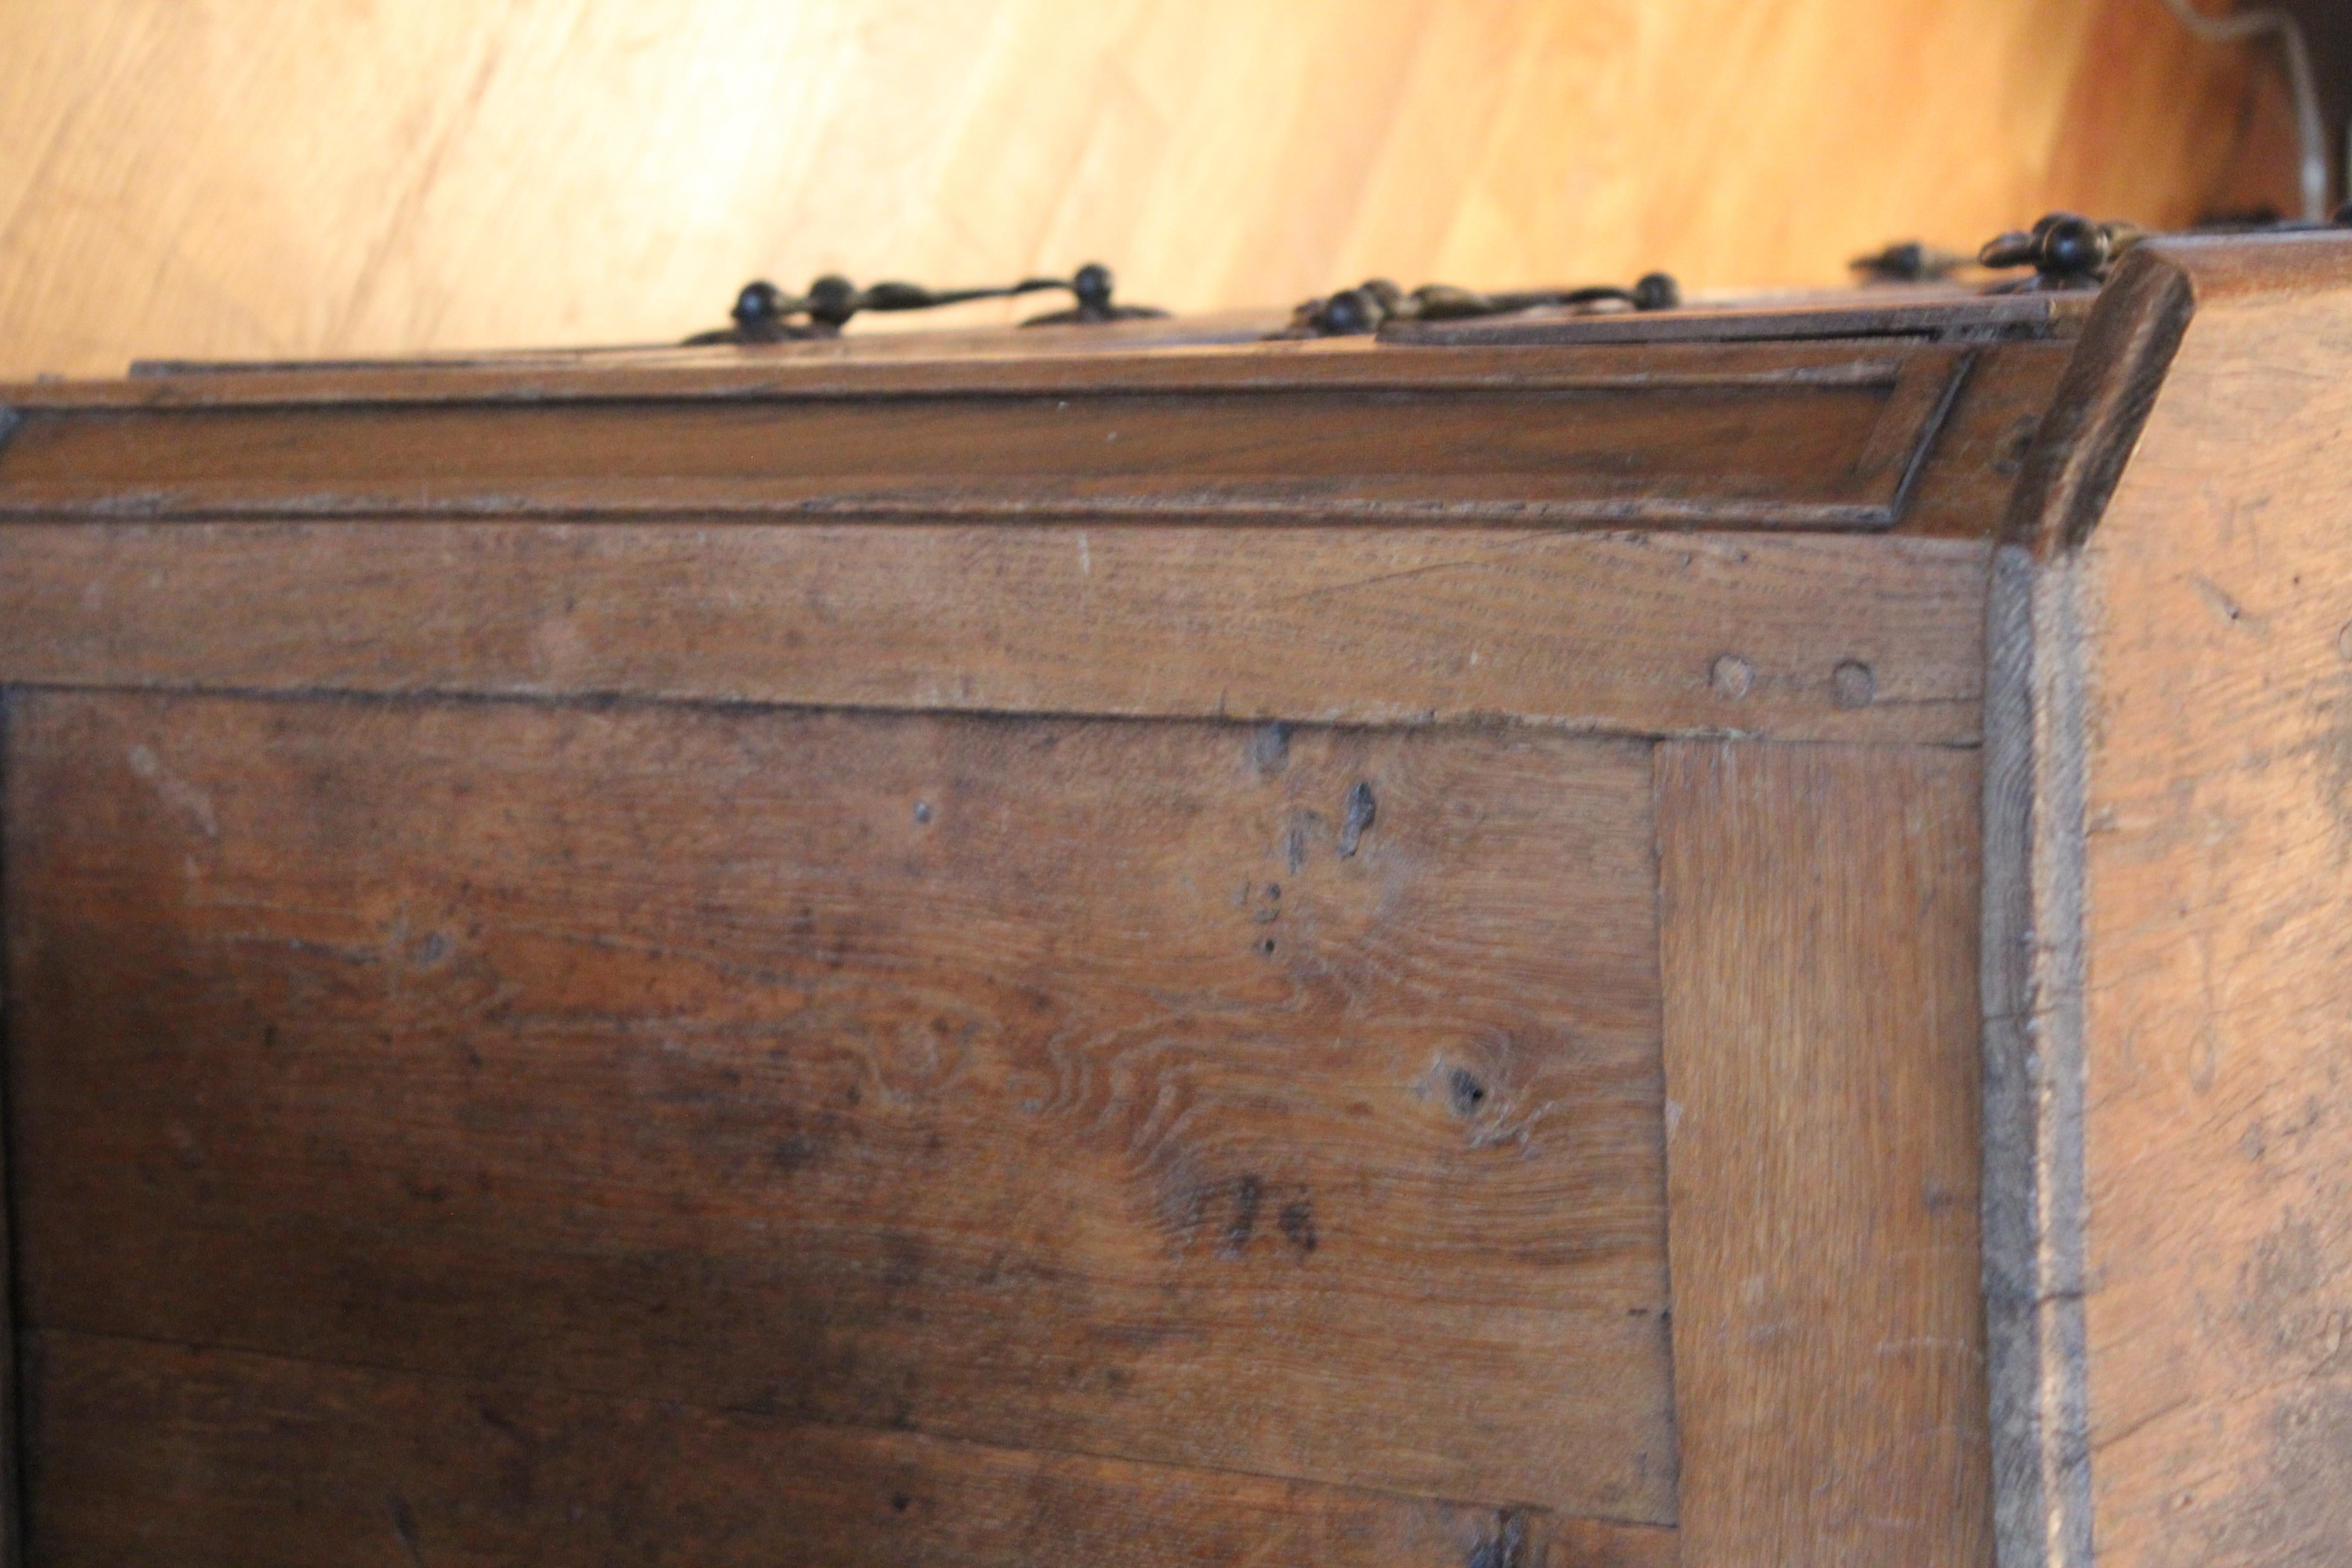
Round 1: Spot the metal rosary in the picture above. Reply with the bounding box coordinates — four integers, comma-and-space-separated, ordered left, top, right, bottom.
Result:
686, 263, 1164, 344
1275, 273, 1681, 337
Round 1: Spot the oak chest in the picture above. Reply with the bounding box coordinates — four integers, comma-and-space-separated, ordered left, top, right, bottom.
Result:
0, 232, 2345, 1567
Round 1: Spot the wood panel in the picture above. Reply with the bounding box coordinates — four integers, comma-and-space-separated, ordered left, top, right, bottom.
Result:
22, 1331, 1679, 1568
2000, 234, 2352, 1566
0, 523, 1990, 746
5, 691, 1676, 1526
0, 0, 2281, 379
1655, 741, 1991, 1566
0, 338, 1928, 408
0, 343, 1968, 529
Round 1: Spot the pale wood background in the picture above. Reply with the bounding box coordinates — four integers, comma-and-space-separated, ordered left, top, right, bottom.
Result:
0, 0, 2293, 377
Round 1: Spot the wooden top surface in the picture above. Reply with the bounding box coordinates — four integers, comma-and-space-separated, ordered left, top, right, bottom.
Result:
1382, 287, 2095, 347
1, 284, 2067, 404
0, 288, 2076, 539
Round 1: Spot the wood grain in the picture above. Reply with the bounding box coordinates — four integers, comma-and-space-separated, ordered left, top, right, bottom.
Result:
1655, 741, 1991, 1567
23, 1330, 1680, 1568
0, 0, 2281, 379
6, 691, 1676, 1523
1380, 292, 2093, 348
1979, 541, 2096, 1568
2002, 248, 2196, 556
0, 342, 1973, 530
0, 338, 1926, 409
0, 523, 1991, 746
2009, 233, 2352, 1566
1902, 343, 2073, 543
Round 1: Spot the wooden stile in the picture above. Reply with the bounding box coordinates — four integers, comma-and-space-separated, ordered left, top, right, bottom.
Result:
1656, 741, 1991, 1568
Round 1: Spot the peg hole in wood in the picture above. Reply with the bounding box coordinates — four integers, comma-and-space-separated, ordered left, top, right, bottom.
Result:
1832, 659, 1876, 709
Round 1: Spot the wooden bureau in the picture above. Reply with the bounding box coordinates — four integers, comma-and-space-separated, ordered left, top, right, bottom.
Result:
0, 231, 2342, 1567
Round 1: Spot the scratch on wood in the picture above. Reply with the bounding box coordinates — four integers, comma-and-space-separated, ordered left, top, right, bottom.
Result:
388, 1490, 425, 1567
1465, 1507, 1530, 1568
2190, 574, 2269, 636
1262, 534, 1553, 609
1338, 781, 1377, 857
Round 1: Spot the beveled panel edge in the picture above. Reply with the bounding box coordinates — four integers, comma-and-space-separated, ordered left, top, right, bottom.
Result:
123, 308, 1300, 379
0, 338, 1914, 410
0, 344, 1971, 533
0, 485, 1910, 530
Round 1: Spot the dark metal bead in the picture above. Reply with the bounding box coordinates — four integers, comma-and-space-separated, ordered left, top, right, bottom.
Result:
2039, 215, 2107, 277
731, 280, 787, 328
1317, 289, 1378, 335
1632, 272, 1680, 310
1978, 212, 2141, 292
1273, 268, 1683, 338
691, 262, 1161, 343
805, 274, 860, 329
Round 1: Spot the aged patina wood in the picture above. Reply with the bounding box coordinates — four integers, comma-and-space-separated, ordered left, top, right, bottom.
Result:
45, 235, 2352, 1561
0, 522, 1989, 746
25, 1332, 1680, 1568
0, 341, 1970, 529
7, 692, 1677, 1542
1988, 233, 2352, 1568
1657, 741, 1991, 1568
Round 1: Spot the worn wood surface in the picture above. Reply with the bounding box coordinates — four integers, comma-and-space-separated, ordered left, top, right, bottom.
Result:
22, 1332, 1680, 1568
0, 339, 1913, 409
122, 309, 1297, 378
6, 691, 1677, 1528
2002, 251, 2195, 557
1655, 741, 1991, 1567
0, 342, 1970, 529
2008, 234, 2352, 1566
1979, 542, 2096, 1568
1380, 291, 2094, 348
0, 0, 2283, 379
0, 522, 1990, 746
1903, 343, 2074, 543
0, 690, 17, 1568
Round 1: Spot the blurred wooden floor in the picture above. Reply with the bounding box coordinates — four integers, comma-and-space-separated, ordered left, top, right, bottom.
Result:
0, 0, 2299, 377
